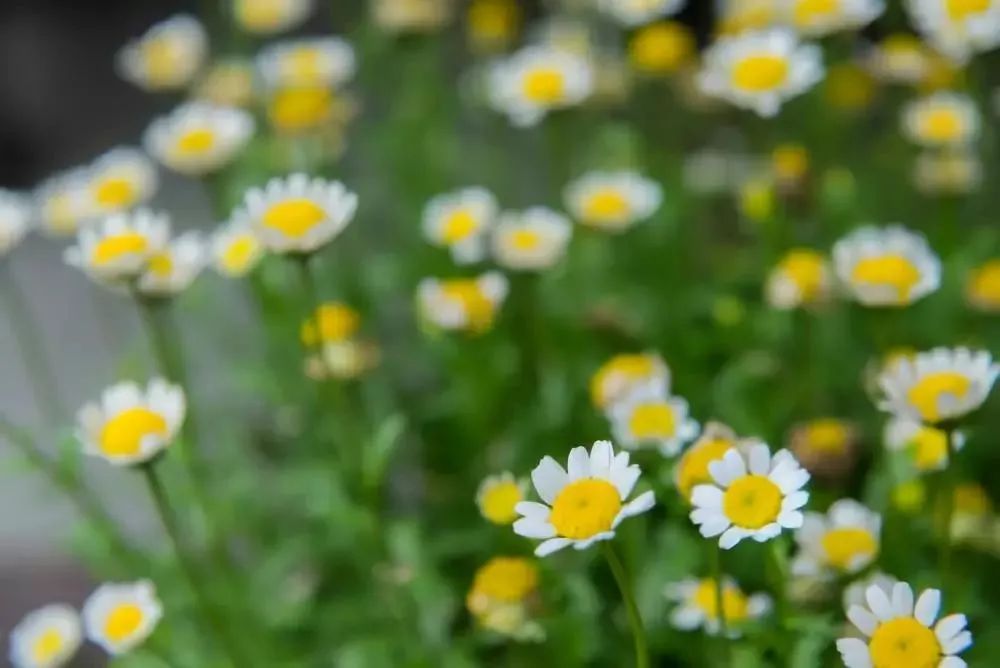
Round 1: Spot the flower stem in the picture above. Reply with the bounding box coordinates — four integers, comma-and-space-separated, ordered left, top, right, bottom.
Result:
710, 543, 732, 665
767, 538, 789, 626
939, 425, 959, 588
602, 542, 649, 668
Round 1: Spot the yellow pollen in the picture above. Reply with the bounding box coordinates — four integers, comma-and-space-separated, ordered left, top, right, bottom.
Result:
91, 232, 149, 266
910, 425, 949, 471
677, 439, 733, 501
142, 38, 179, 86
851, 254, 921, 303
221, 235, 260, 275
731, 54, 789, 93
906, 371, 972, 423
175, 128, 216, 156
522, 67, 566, 104
627, 402, 677, 440
93, 177, 138, 209
99, 408, 168, 458
147, 252, 173, 278
301, 303, 360, 346
779, 250, 825, 301
480, 480, 523, 524
820, 527, 877, 570
946, 0, 990, 20
268, 87, 333, 133
723, 475, 783, 529
692, 579, 750, 622
440, 281, 497, 333
31, 629, 65, 663
262, 198, 326, 238
919, 108, 965, 143
549, 478, 622, 540
508, 229, 541, 251
794, 0, 840, 25
802, 419, 850, 455
470, 557, 538, 603
582, 189, 630, 223
441, 209, 479, 243
628, 21, 694, 74
104, 603, 145, 643
868, 617, 941, 668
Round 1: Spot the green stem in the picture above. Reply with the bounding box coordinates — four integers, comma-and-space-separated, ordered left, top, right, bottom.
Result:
602, 543, 649, 668
710, 543, 731, 664
767, 538, 790, 663
939, 425, 959, 588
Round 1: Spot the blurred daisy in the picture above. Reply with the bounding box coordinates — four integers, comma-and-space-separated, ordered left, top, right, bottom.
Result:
792, 499, 881, 578
266, 86, 338, 135
138, 232, 205, 297
34, 169, 93, 237
64, 209, 169, 286
86, 148, 158, 217
466, 557, 543, 641
832, 225, 941, 307
75, 379, 185, 467
193, 59, 256, 108
417, 272, 508, 334
477, 473, 527, 525
885, 417, 964, 472
83, 581, 162, 656
491, 207, 572, 271
690, 443, 810, 549
488, 46, 593, 127
866, 33, 932, 84
902, 92, 980, 148
914, 149, 982, 195
717, 0, 781, 35
666, 577, 771, 636
879, 347, 998, 425
232, 174, 358, 254
301, 302, 360, 347
675, 422, 744, 502
597, 0, 685, 27
783, 0, 884, 36
590, 352, 670, 410
824, 62, 877, 112
837, 581, 972, 668
906, 0, 1000, 61
210, 222, 264, 277
966, 259, 1000, 312
373, 0, 452, 33
608, 382, 699, 457
770, 143, 810, 188
788, 418, 858, 479
234, 0, 313, 35
144, 103, 255, 176
697, 28, 823, 117
628, 21, 696, 75
564, 171, 662, 233
116, 15, 207, 91
422, 187, 497, 264
257, 37, 356, 89
9, 604, 82, 668
843, 571, 898, 609
308, 340, 380, 380
513, 440, 656, 556
765, 249, 831, 309
466, 0, 520, 53
0, 189, 31, 256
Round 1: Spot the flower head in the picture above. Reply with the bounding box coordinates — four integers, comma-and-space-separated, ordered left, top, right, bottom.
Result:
64, 209, 170, 286
792, 499, 881, 578
0, 189, 32, 256
966, 259, 1000, 312
466, 557, 543, 640
843, 572, 899, 610
422, 187, 497, 264
597, 0, 685, 27
466, 0, 521, 53
138, 232, 205, 296
417, 272, 508, 334
628, 21, 696, 75
491, 207, 572, 271
144, 102, 255, 176
788, 418, 858, 478
193, 59, 257, 108
9, 604, 82, 668
373, 0, 452, 33
906, 0, 1000, 62
716, 0, 781, 35
564, 171, 662, 232
866, 33, 932, 84
915, 149, 982, 195
675, 422, 746, 502
514, 440, 656, 557
608, 382, 699, 457
234, 0, 314, 35
766, 249, 831, 309
266, 86, 340, 135
477, 472, 527, 525
489, 46, 593, 127
210, 222, 265, 277
116, 15, 207, 91
666, 577, 771, 636
783, 0, 885, 36
301, 302, 360, 346
85, 148, 158, 218
590, 352, 670, 410
902, 92, 980, 148
885, 417, 964, 472
83, 581, 162, 656
832, 225, 941, 307
33, 169, 94, 237
257, 37, 356, 89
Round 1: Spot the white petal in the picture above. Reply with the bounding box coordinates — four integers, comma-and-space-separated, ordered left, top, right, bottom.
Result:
940, 631, 972, 655
514, 501, 550, 520
935, 614, 968, 644
691, 485, 723, 509
847, 605, 878, 637
748, 443, 771, 475
567, 446, 590, 480
891, 582, 914, 617
719, 526, 747, 550
512, 518, 555, 539
589, 440, 614, 479
535, 537, 572, 557
914, 589, 941, 627
866, 585, 895, 622
698, 516, 731, 538
670, 605, 704, 630
531, 456, 567, 504
621, 490, 655, 517
939, 658, 967, 668
836, 637, 872, 668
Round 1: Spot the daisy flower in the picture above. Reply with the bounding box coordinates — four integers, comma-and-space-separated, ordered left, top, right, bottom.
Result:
966, 259, 1000, 312
257, 37, 356, 90
301, 302, 360, 347
902, 92, 980, 148
596, 0, 685, 27
491, 207, 572, 271
466, 556, 543, 641
788, 418, 858, 479
906, 0, 1000, 61
782, 0, 885, 36
137, 232, 205, 297
64, 209, 170, 286
421, 187, 498, 264
697, 28, 823, 117
832, 225, 941, 307
488, 46, 593, 127
85, 147, 158, 218
193, 59, 257, 108
879, 347, 999, 425
143, 103, 255, 176
75, 379, 185, 467
885, 417, 964, 472
666, 577, 771, 637
466, 0, 521, 53
513, 440, 656, 557
307, 340, 380, 381
8, 604, 82, 668
477, 472, 527, 525
83, 581, 162, 656
231, 174, 358, 255
628, 21, 697, 75
372, 0, 452, 34
792, 499, 880, 578
210, 222, 265, 277
675, 422, 745, 502
765, 248, 832, 309
564, 171, 663, 233
234, 0, 314, 35
0, 189, 32, 256
33, 169, 94, 237
837, 581, 972, 668
417, 272, 508, 334
716, 0, 781, 35
914, 150, 982, 196
865, 33, 932, 84
608, 382, 699, 457
115, 15, 207, 91
590, 352, 670, 410
690, 443, 810, 549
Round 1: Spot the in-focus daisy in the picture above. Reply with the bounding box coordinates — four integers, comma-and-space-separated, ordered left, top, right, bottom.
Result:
914, 150, 982, 195
231, 174, 358, 254
765, 249, 832, 309
0, 189, 32, 256
885, 417, 964, 472
234, 0, 314, 35
906, 0, 1000, 61
783, 0, 884, 36
513, 440, 656, 556
792, 499, 881, 578
690, 443, 810, 549
144, 103, 255, 176
138, 232, 205, 297
466, 557, 543, 640
85, 148, 158, 218
417, 272, 508, 334
879, 347, 998, 425
608, 382, 699, 457
837, 581, 972, 668
590, 352, 670, 410
788, 418, 858, 479
488, 46, 593, 127
628, 21, 696, 75
666, 577, 771, 636
832, 225, 941, 307
75, 379, 185, 467
491, 207, 572, 271
966, 259, 1000, 312
64, 209, 170, 286
597, 0, 685, 27
564, 171, 663, 233
83, 581, 162, 656
477, 472, 527, 525
116, 15, 207, 91
902, 92, 980, 148
8, 604, 82, 668
33, 169, 94, 237
210, 222, 265, 277
675, 422, 744, 502
193, 59, 256, 108
258, 37, 356, 89
301, 302, 360, 347
697, 28, 823, 117
422, 187, 497, 264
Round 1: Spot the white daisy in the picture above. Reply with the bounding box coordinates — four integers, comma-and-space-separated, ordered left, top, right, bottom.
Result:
665, 577, 771, 637
85, 147, 158, 218
513, 440, 656, 556
82, 581, 163, 656
33, 169, 94, 237
864, 33, 932, 85
115, 14, 207, 91
476, 472, 528, 525
564, 170, 663, 233
257, 37, 356, 89
697, 28, 824, 117
885, 417, 965, 472
597, 0, 685, 27
210, 222, 265, 277
138, 232, 205, 296
0, 189, 32, 256
421, 187, 498, 264
690, 443, 810, 549
782, 0, 885, 36
765, 248, 832, 309
491, 207, 572, 271
792, 499, 881, 578
906, 0, 1000, 62
193, 58, 257, 108
590, 352, 671, 410
608, 382, 699, 457
63, 209, 170, 286
878, 347, 999, 425
8, 604, 82, 668
488, 46, 593, 127
832, 225, 941, 307
143, 102, 255, 176
902, 92, 980, 149
837, 581, 972, 668
75, 378, 185, 467
231, 174, 358, 254
914, 149, 982, 196
234, 0, 314, 34
417, 272, 509, 334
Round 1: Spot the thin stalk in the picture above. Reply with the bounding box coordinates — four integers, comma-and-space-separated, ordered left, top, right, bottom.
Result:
602, 542, 649, 668
710, 543, 731, 664
938, 425, 959, 587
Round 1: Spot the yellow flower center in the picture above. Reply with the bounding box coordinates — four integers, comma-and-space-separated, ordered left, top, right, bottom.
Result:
868, 617, 941, 668
919, 108, 964, 143
522, 67, 566, 104
262, 198, 326, 238
820, 527, 877, 570
142, 37, 180, 86
910, 425, 949, 471
549, 478, 622, 540
471, 557, 538, 602
480, 480, 523, 524
794, 0, 840, 25
91, 232, 149, 266
93, 177, 138, 209
850, 254, 921, 302
779, 251, 825, 301
583, 189, 630, 223
301, 303, 360, 346
440, 281, 497, 333
677, 439, 733, 501
590, 354, 658, 408
220, 235, 260, 275
722, 475, 783, 529
31, 629, 65, 663
629, 22, 694, 74
906, 371, 972, 423
772, 145, 809, 182
946, 0, 990, 20
104, 603, 145, 643
146, 252, 174, 278
268, 87, 333, 133
236, 0, 287, 30
99, 408, 168, 458
175, 128, 216, 157
692, 579, 750, 622
627, 402, 677, 440
468, 0, 519, 49
508, 229, 541, 251
802, 419, 850, 454
967, 261, 1000, 309
441, 208, 479, 243
731, 54, 789, 93
285, 48, 324, 84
